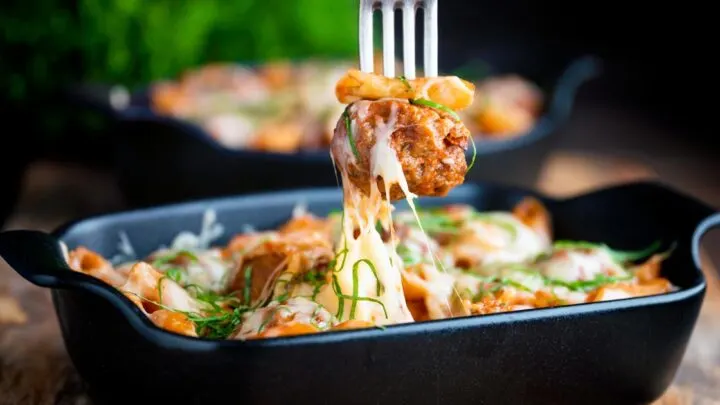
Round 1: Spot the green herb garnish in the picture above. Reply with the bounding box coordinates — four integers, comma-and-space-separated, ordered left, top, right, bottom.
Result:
308, 306, 324, 330
330, 248, 350, 273
342, 106, 360, 160
397, 244, 422, 266
166, 268, 183, 283
331, 274, 346, 318
152, 249, 199, 268
414, 210, 461, 234
552, 240, 661, 264
157, 276, 166, 303
375, 220, 384, 234
185, 284, 241, 312
124, 291, 249, 339
499, 277, 534, 292
398, 75, 412, 91
467, 135, 477, 172
546, 274, 634, 292
187, 307, 248, 339
409, 98, 460, 121
473, 213, 518, 241
258, 305, 293, 333
242, 266, 253, 305
300, 268, 327, 301
331, 258, 388, 321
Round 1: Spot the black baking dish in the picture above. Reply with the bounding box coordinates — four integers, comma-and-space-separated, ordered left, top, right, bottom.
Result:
73, 54, 600, 208
0, 180, 716, 405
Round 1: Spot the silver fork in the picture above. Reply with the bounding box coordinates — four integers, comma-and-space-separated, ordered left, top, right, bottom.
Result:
359, 0, 438, 80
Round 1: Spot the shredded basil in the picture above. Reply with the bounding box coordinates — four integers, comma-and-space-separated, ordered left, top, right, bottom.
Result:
242, 266, 253, 305
409, 98, 460, 121
414, 211, 461, 234
397, 244, 422, 266
124, 291, 249, 339
467, 135, 477, 172
331, 258, 388, 321
152, 249, 199, 268
342, 106, 360, 159
398, 75, 412, 91
553, 240, 661, 264
473, 213, 518, 241
165, 268, 183, 283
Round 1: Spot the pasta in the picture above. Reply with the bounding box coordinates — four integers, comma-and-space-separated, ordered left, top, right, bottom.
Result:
65, 201, 674, 340
66, 69, 673, 340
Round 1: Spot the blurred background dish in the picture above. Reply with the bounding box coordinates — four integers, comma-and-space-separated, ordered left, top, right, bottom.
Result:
149, 60, 351, 152
70, 54, 597, 208
146, 60, 548, 153
1, 0, 719, 403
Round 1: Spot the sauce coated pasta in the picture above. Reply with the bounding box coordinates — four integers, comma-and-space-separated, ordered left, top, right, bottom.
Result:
67, 68, 673, 340
66, 200, 673, 340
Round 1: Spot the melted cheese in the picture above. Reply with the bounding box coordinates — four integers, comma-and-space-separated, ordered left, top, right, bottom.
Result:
456, 213, 548, 269
318, 101, 422, 325
538, 249, 627, 282
236, 297, 337, 339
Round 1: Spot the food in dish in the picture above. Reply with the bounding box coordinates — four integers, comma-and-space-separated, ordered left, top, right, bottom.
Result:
326, 68, 483, 326
149, 61, 542, 153
465, 75, 544, 137
65, 200, 674, 339
152, 60, 351, 152
335, 69, 475, 110
66, 69, 673, 340
331, 99, 470, 200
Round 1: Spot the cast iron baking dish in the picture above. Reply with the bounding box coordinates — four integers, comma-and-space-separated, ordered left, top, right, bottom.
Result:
71, 54, 600, 208
0, 180, 716, 405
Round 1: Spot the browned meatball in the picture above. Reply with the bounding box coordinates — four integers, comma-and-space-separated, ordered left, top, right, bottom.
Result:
331, 99, 470, 201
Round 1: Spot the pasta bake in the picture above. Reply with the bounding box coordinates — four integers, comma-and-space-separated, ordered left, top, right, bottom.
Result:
65, 68, 673, 340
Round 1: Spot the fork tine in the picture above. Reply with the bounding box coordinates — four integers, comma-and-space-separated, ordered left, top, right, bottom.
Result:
402, 0, 416, 79
423, 0, 438, 77
381, 0, 396, 77
359, 0, 375, 72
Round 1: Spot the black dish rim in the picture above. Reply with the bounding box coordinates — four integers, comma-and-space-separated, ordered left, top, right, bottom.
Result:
43, 179, 710, 350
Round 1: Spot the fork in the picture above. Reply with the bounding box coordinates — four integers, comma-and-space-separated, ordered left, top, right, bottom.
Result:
359, 0, 438, 80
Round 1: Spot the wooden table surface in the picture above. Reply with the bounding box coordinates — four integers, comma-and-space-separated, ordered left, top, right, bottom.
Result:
0, 153, 718, 405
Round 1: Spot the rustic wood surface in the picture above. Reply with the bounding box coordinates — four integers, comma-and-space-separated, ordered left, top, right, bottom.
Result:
0, 154, 718, 405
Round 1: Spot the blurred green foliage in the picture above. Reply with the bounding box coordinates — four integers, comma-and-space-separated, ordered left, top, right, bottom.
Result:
0, 0, 358, 149
2, 0, 358, 100
79, 0, 358, 87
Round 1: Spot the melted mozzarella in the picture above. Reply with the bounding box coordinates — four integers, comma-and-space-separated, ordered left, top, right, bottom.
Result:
148, 247, 232, 293
538, 249, 627, 282
592, 288, 632, 302
158, 278, 203, 313
205, 114, 255, 148
457, 213, 548, 269
318, 101, 421, 325
186, 249, 230, 292
314, 173, 414, 324
235, 297, 336, 339
120, 262, 204, 313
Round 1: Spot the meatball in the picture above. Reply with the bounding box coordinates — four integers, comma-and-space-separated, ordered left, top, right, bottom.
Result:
331, 99, 470, 201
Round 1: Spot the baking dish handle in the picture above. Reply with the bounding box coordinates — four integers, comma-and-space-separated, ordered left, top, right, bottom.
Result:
692, 212, 720, 273
63, 82, 131, 121
0, 229, 198, 347
0, 229, 84, 289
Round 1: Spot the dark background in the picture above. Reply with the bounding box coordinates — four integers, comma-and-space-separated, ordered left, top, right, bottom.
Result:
440, 0, 711, 131
0, 0, 716, 214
